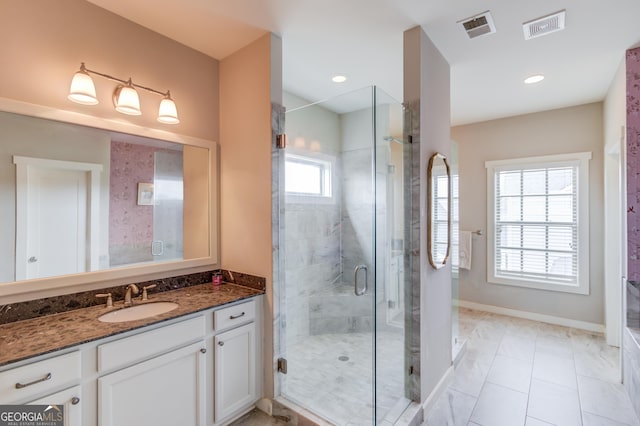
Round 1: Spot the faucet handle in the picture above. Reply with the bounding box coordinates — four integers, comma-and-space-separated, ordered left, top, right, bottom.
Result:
96, 293, 113, 308
141, 284, 157, 301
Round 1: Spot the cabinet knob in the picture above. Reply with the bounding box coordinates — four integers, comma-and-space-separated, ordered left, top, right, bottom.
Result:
218, 341, 224, 347
71, 397, 80, 405
200, 348, 207, 354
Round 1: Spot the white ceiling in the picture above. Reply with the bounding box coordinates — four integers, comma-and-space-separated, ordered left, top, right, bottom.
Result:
87, 0, 640, 125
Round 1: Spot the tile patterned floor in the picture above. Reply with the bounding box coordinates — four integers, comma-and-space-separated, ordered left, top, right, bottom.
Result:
284, 330, 405, 425
425, 308, 640, 426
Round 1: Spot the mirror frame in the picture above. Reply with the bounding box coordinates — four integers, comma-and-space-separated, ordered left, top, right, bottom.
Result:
0, 97, 219, 303
427, 152, 451, 269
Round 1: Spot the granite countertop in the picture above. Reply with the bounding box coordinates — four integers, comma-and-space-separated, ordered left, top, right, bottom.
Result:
0, 282, 263, 367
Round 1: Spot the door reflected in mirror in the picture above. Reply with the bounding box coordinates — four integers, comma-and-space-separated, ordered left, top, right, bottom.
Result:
0, 110, 210, 284
427, 152, 451, 269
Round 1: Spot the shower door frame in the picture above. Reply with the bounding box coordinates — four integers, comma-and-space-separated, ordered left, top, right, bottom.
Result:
272, 86, 411, 425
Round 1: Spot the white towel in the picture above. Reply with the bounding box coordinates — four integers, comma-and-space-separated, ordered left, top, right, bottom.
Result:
459, 231, 472, 270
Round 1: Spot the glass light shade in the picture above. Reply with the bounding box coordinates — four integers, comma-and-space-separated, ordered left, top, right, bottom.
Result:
113, 84, 141, 115
157, 96, 179, 124
68, 70, 98, 105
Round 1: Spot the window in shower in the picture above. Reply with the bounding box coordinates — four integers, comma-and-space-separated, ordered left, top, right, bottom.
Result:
285, 152, 334, 201
486, 152, 591, 294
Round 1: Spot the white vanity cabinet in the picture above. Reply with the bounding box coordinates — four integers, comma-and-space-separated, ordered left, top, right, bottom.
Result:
0, 351, 81, 403
95, 298, 261, 426
213, 299, 259, 424
0, 294, 262, 426
99, 341, 206, 426
97, 316, 206, 426
0, 351, 82, 426
28, 385, 82, 426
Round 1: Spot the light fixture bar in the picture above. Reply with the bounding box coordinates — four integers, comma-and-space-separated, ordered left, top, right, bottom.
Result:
82, 65, 169, 98
68, 62, 179, 124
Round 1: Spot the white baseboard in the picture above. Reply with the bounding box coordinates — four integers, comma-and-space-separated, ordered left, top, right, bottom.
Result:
422, 365, 454, 420
455, 299, 605, 333
255, 398, 272, 416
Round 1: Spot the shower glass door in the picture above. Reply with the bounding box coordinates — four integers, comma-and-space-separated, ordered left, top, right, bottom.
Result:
278, 86, 409, 425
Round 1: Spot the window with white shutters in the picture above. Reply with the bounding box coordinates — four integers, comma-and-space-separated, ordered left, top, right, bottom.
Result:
485, 152, 591, 294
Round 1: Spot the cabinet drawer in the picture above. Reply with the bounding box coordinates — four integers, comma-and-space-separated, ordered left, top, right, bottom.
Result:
214, 300, 255, 332
0, 351, 81, 403
28, 385, 82, 426
98, 315, 205, 373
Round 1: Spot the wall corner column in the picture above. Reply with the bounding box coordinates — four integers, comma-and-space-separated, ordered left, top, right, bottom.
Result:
403, 25, 452, 407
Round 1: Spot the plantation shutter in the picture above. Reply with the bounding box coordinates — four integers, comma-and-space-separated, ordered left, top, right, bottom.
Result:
493, 164, 578, 285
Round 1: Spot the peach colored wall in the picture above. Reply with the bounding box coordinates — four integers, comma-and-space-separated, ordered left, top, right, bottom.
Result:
220, 33, 280, 398
219, 35, 272, 288
0, 0, 219, 141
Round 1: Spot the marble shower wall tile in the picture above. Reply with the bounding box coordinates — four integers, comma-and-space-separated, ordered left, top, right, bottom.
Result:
284, 203, 342, 345
341, 147, 374, 291
272, 101, 287, 399
406, 100, 422, 401
628, 280, 640, 328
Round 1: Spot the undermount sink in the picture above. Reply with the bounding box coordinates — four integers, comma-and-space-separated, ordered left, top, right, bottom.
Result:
98, 302, 179, 323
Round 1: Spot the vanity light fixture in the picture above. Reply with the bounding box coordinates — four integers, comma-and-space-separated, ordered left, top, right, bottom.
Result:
68, 62, 179, 124
113, 80, 141, 116
68, 63, 98, 105
524, 74, 545, 84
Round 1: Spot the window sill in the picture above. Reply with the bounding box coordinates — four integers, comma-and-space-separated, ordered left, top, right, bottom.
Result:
488, 276, 589, 295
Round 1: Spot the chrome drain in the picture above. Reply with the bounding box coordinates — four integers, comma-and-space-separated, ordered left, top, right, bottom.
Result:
338, 355, 349, 361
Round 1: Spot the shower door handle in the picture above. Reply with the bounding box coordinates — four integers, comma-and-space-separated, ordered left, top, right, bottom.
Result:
354, 265, 368, 296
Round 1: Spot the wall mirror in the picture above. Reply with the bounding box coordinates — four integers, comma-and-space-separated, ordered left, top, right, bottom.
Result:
0, 99, 217, 303
427, 152, 451, 269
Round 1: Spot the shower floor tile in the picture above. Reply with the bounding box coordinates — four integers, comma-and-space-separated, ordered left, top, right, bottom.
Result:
283, 330, 405, 426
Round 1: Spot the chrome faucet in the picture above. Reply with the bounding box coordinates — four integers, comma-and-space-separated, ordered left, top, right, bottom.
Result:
124, 284, 139, 307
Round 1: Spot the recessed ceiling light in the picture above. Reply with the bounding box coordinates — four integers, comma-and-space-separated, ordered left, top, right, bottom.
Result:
524, 75, 545, 84
332, 75, 347, 83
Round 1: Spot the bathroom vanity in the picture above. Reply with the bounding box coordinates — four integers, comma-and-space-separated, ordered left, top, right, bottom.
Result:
0, 283, 263, 426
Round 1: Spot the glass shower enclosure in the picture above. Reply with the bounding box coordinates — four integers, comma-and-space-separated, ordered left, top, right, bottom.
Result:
277, 86, 411, 424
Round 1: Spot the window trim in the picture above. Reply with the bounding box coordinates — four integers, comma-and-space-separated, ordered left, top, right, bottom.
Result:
485, 152, 591, 295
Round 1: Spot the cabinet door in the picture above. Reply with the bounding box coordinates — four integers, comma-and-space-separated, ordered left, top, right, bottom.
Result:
28, 385, 82, 426
214, 322, 256, 423
99, 341, 206, 426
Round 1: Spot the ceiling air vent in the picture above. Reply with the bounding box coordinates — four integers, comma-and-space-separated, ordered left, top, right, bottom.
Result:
523, 10, 566, 40
459, 11, 496, 39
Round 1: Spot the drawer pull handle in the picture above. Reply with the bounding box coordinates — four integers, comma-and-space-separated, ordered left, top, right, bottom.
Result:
218, 341, 224, 347
15, 372, 52, 389
200, 348, 207, 354
71, 397, 80, 405
229, 312, 245, 320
